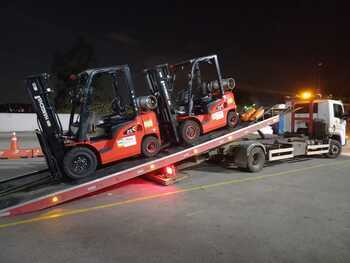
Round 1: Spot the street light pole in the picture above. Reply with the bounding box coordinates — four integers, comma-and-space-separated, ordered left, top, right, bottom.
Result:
317, 61, 323, 94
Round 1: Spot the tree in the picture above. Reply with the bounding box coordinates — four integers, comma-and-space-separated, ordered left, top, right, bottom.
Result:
51, 36, 96, 110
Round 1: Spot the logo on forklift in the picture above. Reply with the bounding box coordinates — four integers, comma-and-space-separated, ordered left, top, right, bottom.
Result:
126, 126, 137, 135
211, 110, 224, 120
32, 82, 38, 91
216, 104, 224, 111
34, 95, 51, 127
117, 135, 137, 147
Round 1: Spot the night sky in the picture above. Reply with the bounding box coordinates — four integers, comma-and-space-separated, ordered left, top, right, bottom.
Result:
0, 1, 349, 104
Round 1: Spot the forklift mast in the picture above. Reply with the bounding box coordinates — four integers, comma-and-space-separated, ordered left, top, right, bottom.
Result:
25, 74, 66, 178
145, 66, 180, 144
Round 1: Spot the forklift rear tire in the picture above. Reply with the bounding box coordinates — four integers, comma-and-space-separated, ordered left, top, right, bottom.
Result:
141, 136, 161, 157
227, 111, 239, 128
63, 147, 98, 180
326, 139, 342, 159
180, 120, 201, 144
246, 147, 265, 172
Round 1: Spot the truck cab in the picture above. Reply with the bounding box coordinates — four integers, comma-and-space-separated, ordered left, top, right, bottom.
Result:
284, 99, 347, 146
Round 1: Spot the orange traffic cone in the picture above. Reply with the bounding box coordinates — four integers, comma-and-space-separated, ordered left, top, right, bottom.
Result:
0, 132, 41, 159
10, 132, 19, 153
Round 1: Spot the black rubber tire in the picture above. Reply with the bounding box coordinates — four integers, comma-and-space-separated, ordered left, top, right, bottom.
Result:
227, 111, 239, 128
141, 136, 161, 157
63, 147, 98, 180
179, 120, 201, 144
326, 139, 342, 159
246, 147, 265, 172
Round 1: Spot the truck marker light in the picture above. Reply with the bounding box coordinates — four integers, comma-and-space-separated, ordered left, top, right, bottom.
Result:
87, 185, 97, 191
52, 196, 59, 203
193, 149, 198, 154
150, 164, 155, 169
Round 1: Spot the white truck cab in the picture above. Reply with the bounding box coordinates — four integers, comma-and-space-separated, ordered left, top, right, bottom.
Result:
284, 99, 347, 145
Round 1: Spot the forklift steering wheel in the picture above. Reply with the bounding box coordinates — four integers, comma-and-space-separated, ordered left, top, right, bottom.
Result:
111, 97, 126, 115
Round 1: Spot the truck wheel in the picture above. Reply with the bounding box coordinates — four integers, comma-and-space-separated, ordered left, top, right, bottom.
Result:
63, 147, 98, 180
227, 111, 239, 128
246, 147, 265, 172
180, 120, 201, 144
142, 136, 161, 157
326, 139, 342, 158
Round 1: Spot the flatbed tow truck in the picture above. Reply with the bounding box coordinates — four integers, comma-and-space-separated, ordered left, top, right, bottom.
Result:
0, 74, 346, 217
0, 115, 279, 217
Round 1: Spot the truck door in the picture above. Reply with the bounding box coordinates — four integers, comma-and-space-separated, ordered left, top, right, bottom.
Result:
330, 102, 346, 145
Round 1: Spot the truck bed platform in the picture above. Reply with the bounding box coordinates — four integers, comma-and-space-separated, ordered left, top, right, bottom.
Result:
0, 115, 279, 217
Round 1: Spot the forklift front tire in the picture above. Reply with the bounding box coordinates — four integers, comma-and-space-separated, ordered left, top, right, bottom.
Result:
63, 147, 98, 180
142, 136, 161, 158
227, 111, 239, 128
180, 120, 201, 144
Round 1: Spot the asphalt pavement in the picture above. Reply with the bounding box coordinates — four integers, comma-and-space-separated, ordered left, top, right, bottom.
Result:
0, 144, 350, 262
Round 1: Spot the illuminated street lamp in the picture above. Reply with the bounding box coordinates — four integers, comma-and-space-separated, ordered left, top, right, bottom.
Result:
300, 91, 312, 100
317, 61, 324, 92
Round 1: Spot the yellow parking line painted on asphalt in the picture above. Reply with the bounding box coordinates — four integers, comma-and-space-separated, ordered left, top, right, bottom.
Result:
0, 160, 349, 229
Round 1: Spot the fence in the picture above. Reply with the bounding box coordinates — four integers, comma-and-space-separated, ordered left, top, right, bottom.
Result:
0, 113, 71, 132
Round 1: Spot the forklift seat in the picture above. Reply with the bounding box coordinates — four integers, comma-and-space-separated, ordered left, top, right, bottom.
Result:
109, 120, 134, 139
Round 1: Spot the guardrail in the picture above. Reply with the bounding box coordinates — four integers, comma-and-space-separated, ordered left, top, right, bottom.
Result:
0, 113, 71, 132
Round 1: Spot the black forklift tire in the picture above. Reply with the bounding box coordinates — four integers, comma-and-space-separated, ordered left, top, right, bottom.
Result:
180, 120, 201, 144
227, 111, 239, 128
246, 147, 265, 172
63, 147, 98, 180
141, 136, 161, 157
326, 139, 342, 159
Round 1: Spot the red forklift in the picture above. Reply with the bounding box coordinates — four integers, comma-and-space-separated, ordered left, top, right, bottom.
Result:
26, 65, 161, 180
144, 55, 239, 144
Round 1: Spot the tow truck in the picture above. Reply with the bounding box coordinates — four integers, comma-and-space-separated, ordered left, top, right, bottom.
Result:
0, 74, 346, 216
211, 94, 347, 172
